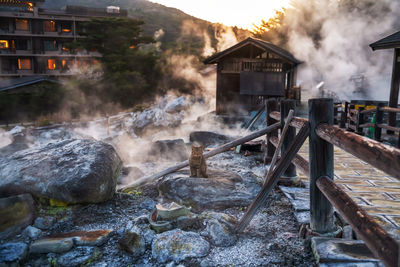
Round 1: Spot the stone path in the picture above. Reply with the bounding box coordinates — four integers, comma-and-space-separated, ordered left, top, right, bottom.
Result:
280, 141, 400, 266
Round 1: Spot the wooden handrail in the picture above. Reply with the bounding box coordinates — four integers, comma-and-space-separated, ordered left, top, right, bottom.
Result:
269, 111, 308, 129
381, 107, 400, 113
317, 176, 399, 267
377, 124, 400, 133
358, 123, 374, 128
360, 108, 377, 114
316, 123, 400, 179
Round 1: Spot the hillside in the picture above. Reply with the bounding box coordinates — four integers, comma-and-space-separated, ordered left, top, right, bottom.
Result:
42, 0, 250, 56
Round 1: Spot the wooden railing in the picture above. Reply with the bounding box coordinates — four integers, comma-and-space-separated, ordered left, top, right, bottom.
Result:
260, 98, 400, 267
334, 101, 400, 148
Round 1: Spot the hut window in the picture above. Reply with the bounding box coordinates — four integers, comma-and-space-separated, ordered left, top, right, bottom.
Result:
47, 59, 56, 70
15, 39, 29, 50
15, 19, 29, 31
0, 40, 8, 49
17, 58, 31, 70
44, 20, 56, 32
44, 40, 57, 51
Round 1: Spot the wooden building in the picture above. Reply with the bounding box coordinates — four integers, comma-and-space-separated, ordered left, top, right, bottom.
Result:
204, 37, 301, 115
370, 31, 400, 128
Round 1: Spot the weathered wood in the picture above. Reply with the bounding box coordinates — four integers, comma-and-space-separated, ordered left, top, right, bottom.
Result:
317, 176, 399, 267
316, 123, 400, 179
358, 123, 374, 129
356, 106, 364, 135
388, 48, 400, 131
265, 98, 279, 164
339, 101, 348, 129
309, 98, 336, 234
119, 122, 281, 190
381, 106, 400, 113
377, 124, 400, 133
264, 109, 294, 183
281, 100, 297, 177
270, 136, 310, 177
360, 108, 377, 114
374, 103, 384, 141
235, 124, 310, 233
269, 111, 307, 129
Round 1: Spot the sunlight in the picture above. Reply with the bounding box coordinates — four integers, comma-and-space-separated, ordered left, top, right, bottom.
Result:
149, 0, 291, 29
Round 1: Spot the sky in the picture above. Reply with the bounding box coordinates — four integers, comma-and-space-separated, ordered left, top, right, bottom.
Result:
149, 0, 291, 29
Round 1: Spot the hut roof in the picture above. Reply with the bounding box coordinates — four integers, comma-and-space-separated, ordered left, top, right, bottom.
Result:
370, 31, 400, 51
204, 37, 301, 65
0, 76, 59, 92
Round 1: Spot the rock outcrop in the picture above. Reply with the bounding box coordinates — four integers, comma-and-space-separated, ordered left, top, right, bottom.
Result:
0, 139, 122, 204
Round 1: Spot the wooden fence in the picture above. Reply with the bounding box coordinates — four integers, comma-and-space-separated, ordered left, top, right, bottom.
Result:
261, 98, 400, 267
334, 100, 400, 148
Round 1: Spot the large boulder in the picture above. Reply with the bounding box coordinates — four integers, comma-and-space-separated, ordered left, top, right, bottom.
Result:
0, 139, 122, 204
189, 131, 230, 147
158, 169, 260, 210
0, 194, 35, 239
158, 169, 260, 211
149, 139, 188, 161
152, 229, 210, 263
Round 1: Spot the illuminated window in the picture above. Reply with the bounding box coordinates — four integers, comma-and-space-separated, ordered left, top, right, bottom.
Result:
47, 59, 56, 70
18, 58, 31, 70
27, 2, 34, 12
0, 40, 8, 49
15, 19, 29, 31
44, 21, 56, 32
60, 22, 72, 34
61, 59, 67, 69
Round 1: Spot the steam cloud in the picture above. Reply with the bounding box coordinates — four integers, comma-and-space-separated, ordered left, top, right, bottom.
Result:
279, 0, 400, 101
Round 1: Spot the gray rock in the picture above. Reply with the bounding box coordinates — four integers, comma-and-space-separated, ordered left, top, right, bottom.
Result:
0, 242, 28, 265
158, 169, 259, 211
118, 230, 145, 257
164, 96, 188, 113
149, 139, 188, 161
205, 219, 237, 247
0, 194, 35, 239
189, 131, 230, 147
0, 139, 122, 204
56, 246, 102, 267
33, 216, 56, 230
30, 237, 74, 254
131, 108, 182, 132
152, 229, 210, 263
22, 226, 42, 239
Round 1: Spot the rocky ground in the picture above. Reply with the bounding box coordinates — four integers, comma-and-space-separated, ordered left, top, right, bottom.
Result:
0, 96, 314, 266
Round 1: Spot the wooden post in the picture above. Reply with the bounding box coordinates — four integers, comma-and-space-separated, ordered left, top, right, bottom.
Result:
374, 103, 384, 142
281, 100, 297, 178
388, 48, 400, 133
340, 101, 348, 129
356, 106, 364, 135
264, 98, 279, 164
309, 98, 336, 234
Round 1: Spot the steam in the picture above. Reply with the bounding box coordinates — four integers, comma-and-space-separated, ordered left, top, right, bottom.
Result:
0, 129, 13, 149
280, 0, 400, 101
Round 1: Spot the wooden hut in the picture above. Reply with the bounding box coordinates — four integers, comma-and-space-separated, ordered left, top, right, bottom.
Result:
204, 37, 301, 115
370, 31, 400, 128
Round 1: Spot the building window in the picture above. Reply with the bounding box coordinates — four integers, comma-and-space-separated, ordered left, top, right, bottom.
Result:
61, 59, 67, 69
47, 59, 56, 70
15, 39, 29, 50
18, 58, 31, 70
0, 40, 8, 49
15, 19, 29, 31
60, 22, 72, 33
44, 20, 56, 32
44, 40, 57, 51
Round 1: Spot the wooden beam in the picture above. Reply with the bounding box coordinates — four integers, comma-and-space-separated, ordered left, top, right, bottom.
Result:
119, 122, 281, 190
235, 123, 310, 233
317, 176, 399, 267
269, 111, 308, 129
388, 48, 400, 130
309, 98, 336, 234
316, 123, 400, 180
281, 100, 297, 177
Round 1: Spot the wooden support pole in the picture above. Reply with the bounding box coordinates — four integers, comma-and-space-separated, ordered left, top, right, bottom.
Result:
374, 103, 384, 142
316, 123, 400, 180
235, 123, 310, 233
265, 98, 279, 164
317, 176, 399, 267
309, 98, 336, 234
281, 100, 297, 178
356, 106, 364, 135
119, 122, 281, 190
388, 48, 400, 133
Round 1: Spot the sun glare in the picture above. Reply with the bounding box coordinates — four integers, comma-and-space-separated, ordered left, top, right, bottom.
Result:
149, 0, 291, 30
